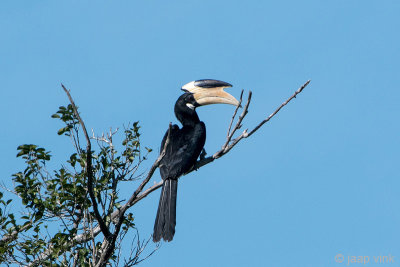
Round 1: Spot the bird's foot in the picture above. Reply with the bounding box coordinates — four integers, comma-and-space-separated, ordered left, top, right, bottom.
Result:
200, 148, 207, 160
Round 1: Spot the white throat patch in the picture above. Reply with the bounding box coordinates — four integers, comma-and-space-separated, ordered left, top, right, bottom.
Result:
186, 103, 195, 110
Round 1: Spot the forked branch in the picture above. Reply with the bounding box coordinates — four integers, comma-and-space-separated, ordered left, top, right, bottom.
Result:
61, 84, 111, 240
28, 80, 310, 266
119, 80, 311, 206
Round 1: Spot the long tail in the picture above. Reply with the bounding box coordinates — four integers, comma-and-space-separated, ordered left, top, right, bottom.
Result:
153, 179, 178, 242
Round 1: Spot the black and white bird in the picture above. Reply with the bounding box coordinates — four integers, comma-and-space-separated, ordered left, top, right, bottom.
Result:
153, 79, 239, 242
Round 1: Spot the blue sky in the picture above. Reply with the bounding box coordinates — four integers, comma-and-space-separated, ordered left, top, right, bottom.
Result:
1, 1, 400, 266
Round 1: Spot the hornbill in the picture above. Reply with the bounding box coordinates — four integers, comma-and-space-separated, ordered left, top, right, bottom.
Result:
153, 79, 240, 242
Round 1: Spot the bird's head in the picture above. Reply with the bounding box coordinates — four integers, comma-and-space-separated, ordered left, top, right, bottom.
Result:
175, 79, 240, 125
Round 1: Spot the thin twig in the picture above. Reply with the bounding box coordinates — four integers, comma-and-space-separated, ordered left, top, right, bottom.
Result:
224, 91, 252, 150
95, 123, 172, 266
61, 84, 111, 240
125, 80, 310, 207
226, 90, 243, 139
28, 80, 310, 266
122, 122, 171, 213
248, 80, 310, 137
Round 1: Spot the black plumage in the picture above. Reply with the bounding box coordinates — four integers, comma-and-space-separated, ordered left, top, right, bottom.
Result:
152, 79, 239, 242
153, 93, 206, 242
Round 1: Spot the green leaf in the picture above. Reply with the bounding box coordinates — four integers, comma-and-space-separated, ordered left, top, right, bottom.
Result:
57, 127, 69, 135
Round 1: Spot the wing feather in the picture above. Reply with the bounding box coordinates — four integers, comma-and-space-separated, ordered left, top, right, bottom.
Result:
159, 122, 206, 180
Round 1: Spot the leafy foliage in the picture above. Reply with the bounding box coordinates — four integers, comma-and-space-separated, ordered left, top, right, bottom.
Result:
0, 105, 156, 266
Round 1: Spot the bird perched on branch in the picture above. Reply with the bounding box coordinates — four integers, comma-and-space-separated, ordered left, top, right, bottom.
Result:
153, 79, 240, 242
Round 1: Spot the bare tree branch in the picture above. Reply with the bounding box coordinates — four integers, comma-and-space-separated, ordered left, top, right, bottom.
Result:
116, 122, 172, 217
247, 80, 310, 137
123, 228, 160, 266
113, 80, 311, 210
94, 123, 173, 266
61, 84, 111, 240
215, 90, 252, 158
27, 80, 310, 265
226, 89, 244, 140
